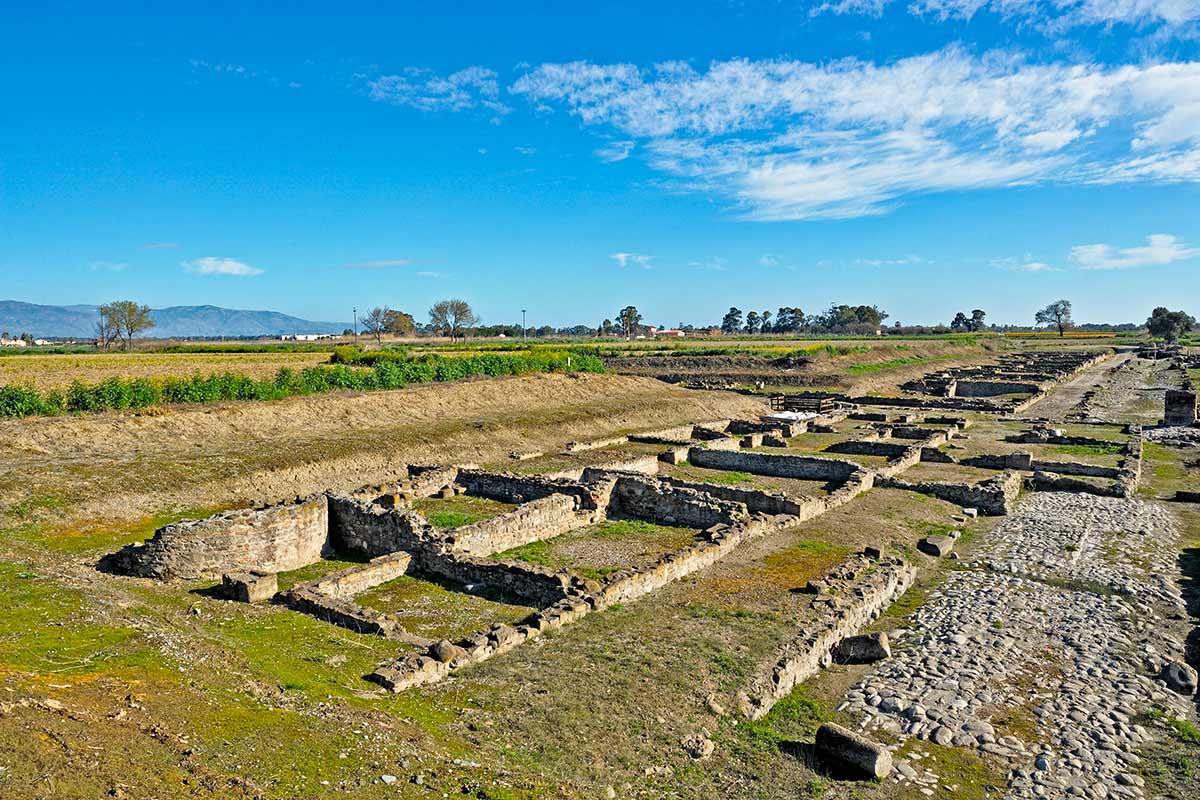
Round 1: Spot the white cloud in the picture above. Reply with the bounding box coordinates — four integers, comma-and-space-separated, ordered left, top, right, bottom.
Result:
1069, 233, 1199, 269
514, 145, 537, 155
183, 257, 264, 277
855, 255, 923, 266
759, 254, 780, 267
610, 252, 652, 268
89, 261, 128, 272
368, 66, 509, 116
817, 0, 1200, 30
688, 257, 726, 271
511, 49, 1200, 220
595, 140, 635, 162
992, 256, 1062, 272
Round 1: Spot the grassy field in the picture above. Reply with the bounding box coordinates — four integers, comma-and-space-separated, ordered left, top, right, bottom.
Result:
0, 351, 331, 389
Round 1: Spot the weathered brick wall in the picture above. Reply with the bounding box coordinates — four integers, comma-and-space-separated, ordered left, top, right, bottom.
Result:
449, 493, 586, 556
688, 448, 861, 481
105, 495, 330, 579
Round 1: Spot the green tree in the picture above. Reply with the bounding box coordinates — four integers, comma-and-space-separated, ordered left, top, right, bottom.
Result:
970, 309, 987, 332
617, 306, 642, 337
950, 311, 969, 331
721, 307, 743, 334
384, 308, 417, 337
744, 311, 761, 334
362, 306, 388, 344
1035, 300, 1072, 337
101, 300, 154, 350
1146, 307, 1195, 342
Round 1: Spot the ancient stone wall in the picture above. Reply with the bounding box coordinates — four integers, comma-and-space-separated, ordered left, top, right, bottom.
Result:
876, 471, 1021, 515
612, 475, 749, 528
738, 554, 917, 720
416, 549, 580, 607
448, 493, 587, 556
328, 495, 436, 557
953, 380, 1043, 398
305, 551, 414, 599
455, 469, 603, 508
105, 495, 330, 580
1165, 389, 1197, 426
655, 475, 825, 517
687, 448, 860, 481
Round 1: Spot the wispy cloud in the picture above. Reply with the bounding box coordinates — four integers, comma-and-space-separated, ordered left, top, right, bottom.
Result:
595, 140, 635, 162
992, 256, 1061, 273
759, 254, 780, 267
511, 49, 1200, 220
141, 242, 178, 250
342, 259, 414, 270
855, 255, 923, 267
514, 145, 537, 155
610, 252, 653, 268
689, 257, 726, 271
815, 0, 1200, 32
183, 257, 264, 277
368, 66, 510, 117
416, 270, 441, 277
89, 261, 129, 272
1070, 233, 1199, 270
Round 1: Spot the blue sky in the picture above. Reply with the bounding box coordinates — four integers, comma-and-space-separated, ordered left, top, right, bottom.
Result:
2, 1, 1198, 328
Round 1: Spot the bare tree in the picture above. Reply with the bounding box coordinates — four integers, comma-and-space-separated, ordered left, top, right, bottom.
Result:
362, 307, 388, 344
1034, 300, 1072, 337
101, 300, 154, 350
94, 309, 119, 350
429, 299, 479, 341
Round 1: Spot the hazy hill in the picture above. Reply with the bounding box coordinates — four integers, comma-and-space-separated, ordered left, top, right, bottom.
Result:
0, 300, 350, 339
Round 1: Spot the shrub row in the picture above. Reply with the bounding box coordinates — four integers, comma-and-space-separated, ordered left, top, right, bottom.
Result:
0, 351, 603, 418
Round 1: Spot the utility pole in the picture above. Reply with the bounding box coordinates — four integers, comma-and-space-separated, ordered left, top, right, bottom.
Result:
522, 309, 527, 342
353, 308, 358, 345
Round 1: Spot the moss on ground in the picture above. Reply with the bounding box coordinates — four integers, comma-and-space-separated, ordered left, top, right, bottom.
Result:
412, 495, 516, 529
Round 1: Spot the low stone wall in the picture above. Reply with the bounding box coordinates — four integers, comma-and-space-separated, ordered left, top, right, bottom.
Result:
105, 495, 331, 580
564, 435, 629, 452
612, 475, 749, 528
455, 469, 605, 509
449, 493, 586, 556
824, 440, 911, 458
328, 496, 436, 557
402, 465, 461, 497
417, 549, 583, 607
306, 551, 414, 599
737, 554, 917, 720
687, 448, 860, 481
953, 380, 1042, 398
1028, 471, 1124, 498
876, 471, 1022, 515
655, 475, 826, 518
277, 587, 409, 638
1029, 460, 1119, 479
544, 454, 660, 482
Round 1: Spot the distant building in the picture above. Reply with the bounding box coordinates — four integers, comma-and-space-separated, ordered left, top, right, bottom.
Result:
33, 339, 53, 346
0, 337, 28, 347
657, 329, 686, 338
280, 333, 336, 341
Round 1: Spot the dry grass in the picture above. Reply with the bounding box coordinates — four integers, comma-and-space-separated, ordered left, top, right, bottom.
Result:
0, 351, 330, 389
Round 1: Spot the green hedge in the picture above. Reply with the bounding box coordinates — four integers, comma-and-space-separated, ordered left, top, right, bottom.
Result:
0, 350, 603, 418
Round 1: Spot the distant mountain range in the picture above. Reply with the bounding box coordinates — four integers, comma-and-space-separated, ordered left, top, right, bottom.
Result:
0, 300, 350, 339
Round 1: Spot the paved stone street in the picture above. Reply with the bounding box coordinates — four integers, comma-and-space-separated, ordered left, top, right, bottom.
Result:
838, 493, 1193, 799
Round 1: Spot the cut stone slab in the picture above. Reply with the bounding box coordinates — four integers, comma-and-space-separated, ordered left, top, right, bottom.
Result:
815, 722, 893, 780
222, 571, 277, 603
832, 632, 891, 665
918, 535, 956, 558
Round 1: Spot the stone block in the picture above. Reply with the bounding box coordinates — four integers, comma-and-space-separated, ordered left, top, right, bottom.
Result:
1165, 389, 1197, 427
1163, 661, 1197, 696
222, 571, 277, 603
917, 535, 955, 558
832, 632, 891, 664
815, 722, 893, 779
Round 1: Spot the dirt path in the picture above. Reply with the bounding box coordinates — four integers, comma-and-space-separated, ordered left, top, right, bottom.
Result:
1022, 351, 1125, 420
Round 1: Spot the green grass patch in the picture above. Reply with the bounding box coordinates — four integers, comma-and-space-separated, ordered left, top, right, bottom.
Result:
413, 495, 516, 530
1046, 442, 1126, 458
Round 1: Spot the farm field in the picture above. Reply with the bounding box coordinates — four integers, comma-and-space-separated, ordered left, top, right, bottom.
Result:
0, 351, 331, 389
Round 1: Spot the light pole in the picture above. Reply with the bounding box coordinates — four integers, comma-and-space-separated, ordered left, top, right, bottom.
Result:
522, 309, 527, 342
353, 308, 358, 345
